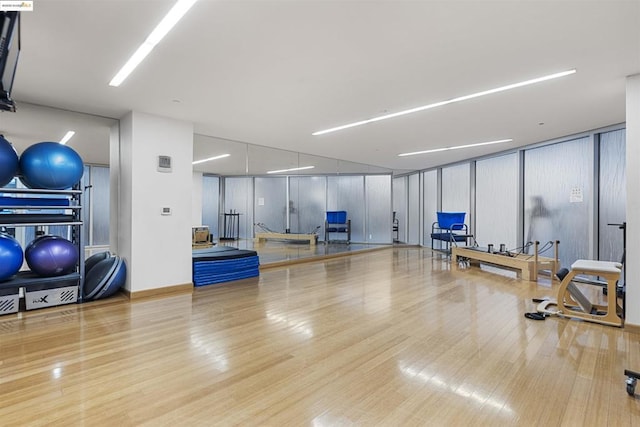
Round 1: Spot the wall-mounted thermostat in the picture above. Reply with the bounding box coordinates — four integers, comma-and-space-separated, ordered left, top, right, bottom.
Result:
161, 207, 172, 215
158, 155, 172, 172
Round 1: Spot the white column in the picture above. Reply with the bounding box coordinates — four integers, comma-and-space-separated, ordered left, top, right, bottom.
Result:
626, 74, 640, 326
113, 111, 194, 294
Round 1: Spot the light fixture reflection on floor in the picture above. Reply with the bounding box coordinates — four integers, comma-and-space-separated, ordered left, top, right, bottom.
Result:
399, 362, 513, 415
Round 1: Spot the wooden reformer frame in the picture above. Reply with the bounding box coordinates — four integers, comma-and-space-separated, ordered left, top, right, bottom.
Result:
537, 259, 623, 327
451, 241, 559, 282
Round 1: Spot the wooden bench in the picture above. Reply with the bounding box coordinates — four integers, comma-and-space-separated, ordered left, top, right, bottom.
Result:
254, 232, 317, 245
451, 241, 558, 281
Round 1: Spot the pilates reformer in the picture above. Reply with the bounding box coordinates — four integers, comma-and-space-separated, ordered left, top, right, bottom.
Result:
253, 223, 320, 245
452, 240, 559, 282
537, 259, 624, 327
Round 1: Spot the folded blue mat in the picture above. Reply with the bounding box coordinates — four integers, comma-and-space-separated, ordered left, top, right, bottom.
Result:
193, 251, 260, 286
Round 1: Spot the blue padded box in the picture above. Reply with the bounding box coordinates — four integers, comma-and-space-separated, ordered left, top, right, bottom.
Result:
327, 211, 347, 224
436, 212, 466, 230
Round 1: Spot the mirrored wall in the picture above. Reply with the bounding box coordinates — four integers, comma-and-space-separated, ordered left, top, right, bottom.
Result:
0, 102, 117, 257
192, 133, 395, 262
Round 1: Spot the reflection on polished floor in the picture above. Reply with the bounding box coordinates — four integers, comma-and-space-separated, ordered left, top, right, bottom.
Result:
217, 238, 392, 266
1, 247, 639, 425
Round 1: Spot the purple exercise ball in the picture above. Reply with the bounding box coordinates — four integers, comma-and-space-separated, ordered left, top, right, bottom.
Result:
25, 235, 78, 277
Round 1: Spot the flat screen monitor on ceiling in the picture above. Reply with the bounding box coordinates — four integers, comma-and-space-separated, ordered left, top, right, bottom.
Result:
0, 11, 20, 112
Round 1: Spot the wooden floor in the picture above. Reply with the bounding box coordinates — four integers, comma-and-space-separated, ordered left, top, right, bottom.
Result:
1, 247, 639, 426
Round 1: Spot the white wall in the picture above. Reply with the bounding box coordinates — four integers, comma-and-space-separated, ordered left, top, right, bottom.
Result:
626, 74, 640, 326
116, 111, 194, 293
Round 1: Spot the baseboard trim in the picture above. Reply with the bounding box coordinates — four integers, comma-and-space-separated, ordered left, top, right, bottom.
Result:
624, 322, 640, 334
124, 282, 193, 300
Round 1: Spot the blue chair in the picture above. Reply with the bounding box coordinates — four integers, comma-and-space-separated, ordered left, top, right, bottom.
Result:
430, 212, 471, 254
325, 211, 351, 244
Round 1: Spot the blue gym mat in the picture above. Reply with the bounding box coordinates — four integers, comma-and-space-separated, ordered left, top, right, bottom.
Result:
192, 246, 259, 286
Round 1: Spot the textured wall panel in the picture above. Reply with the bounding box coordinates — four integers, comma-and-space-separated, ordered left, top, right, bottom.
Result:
442, 163, 470, 213
289, 176, 327, 235
423, 170, 438, 247
327, 176, 365, 242
254, 177, 287, 233
475, 154, 519, 248
524, 137, 590, 267
393, 176, 407, 243
223, 177, 254, 239
201, 175, 220, 237
365, 175, 392, 243
408, 173, 420, 245
90, 166, 110, 246
599, 129, 626, 263
81, 166, 91, 246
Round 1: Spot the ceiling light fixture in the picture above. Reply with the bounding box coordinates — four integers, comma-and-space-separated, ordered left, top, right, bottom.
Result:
192, 153, 230, 165
398, 138, 512, 157
267, 166, 315, 174
59, 131, 75, 145
109, 0, 199, 87
312, 69, 576, 136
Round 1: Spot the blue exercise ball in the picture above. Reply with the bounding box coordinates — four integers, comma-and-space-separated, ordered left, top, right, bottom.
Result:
19, 142, 84, 190
0, 135, 19, 187
0, 234, 23, 281
25, 235, 78, 277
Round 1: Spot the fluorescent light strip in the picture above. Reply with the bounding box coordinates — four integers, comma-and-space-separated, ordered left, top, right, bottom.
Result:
267, 166, 315, 174
59, 131, 75, 145
312, 69, 576, 136
109, 0, 198, 87
398, 138, 512, 157
192, 153, 230, 165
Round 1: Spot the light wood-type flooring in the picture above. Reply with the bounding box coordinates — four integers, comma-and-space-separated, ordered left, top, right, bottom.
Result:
1, 247, 639, 426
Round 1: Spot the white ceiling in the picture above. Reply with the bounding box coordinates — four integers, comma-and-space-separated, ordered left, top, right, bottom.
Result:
1, 0, 639, 175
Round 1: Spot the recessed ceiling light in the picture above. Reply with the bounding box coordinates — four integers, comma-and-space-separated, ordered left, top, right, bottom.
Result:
59, 131, 75, 145
267, 166, 315, 174
312, 69, 576, 136
109, 0, 199, 87
192, 153, 230, 165
398, 139, 512, 157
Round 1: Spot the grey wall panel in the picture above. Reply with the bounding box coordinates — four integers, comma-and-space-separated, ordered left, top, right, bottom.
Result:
408, 173, 420, 245
393, 176, 407, 243
423, 170, 438, 247
599, 129, 626, 263
327, 176, 365, 242
254, 177, 287, 232
223, 177, 254, 239
524, 137, 591, 267
366, 175, 392, 243
475, 153, 519, 249
90, 166, 110, 246
290, 176, 327, 234
442, 163, 470, 214
81, 165, 91, 246
201, 175, 220, 237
